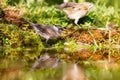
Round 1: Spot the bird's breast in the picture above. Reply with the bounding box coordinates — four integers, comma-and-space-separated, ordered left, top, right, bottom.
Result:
68, 10, 87, 19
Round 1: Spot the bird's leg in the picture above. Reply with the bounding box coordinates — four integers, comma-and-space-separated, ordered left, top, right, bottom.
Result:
62, 19, 82, 37
76, 24, 81, 29
74, 18, 81, 29
45, 39, 48, 44
69, 19, 81, 34
62, 19, 81, 37
45, 39, 52, 47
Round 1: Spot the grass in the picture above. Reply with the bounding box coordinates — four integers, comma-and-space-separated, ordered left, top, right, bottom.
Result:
0, 0, 120, 80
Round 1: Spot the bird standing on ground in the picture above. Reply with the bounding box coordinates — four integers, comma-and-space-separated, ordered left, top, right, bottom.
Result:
57, 2, 95, 28
22, 19, 64, 42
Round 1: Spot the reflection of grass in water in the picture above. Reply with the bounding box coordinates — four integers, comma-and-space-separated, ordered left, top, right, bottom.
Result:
85, 62, 120, 80
23, 68, 63, 80
0, 58, 63, 80
86, 67, 120, 80
0, 59, 120, 80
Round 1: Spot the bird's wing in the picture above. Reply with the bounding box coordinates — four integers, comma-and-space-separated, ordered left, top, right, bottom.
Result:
35, 24, 46, 33
45, 26, 58, 37
59, 2, 88, 14
57, 2, 78, 9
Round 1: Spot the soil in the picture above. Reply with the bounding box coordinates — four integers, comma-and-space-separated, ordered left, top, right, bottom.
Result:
60, 28, 120, 62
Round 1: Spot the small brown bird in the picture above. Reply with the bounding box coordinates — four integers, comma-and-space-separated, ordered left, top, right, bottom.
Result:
22, 19, 64, 42
31, 53, 59, 70
57, 2, 95, 27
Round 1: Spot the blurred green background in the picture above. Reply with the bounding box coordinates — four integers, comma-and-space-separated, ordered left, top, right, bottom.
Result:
4, 0, 120, 14
6, 0, 120, 8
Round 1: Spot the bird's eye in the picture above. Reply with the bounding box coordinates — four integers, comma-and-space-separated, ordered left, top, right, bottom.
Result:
59, 27, 64, 31
88, 4, 93, 8
88, 4, 92, 7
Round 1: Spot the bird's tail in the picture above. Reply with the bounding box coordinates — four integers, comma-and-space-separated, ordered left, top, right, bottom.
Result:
20, 18, 35, 27
21, 18, 31, 24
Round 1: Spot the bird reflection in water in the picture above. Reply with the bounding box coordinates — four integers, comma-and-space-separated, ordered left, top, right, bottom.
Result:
31, 53, 59, 70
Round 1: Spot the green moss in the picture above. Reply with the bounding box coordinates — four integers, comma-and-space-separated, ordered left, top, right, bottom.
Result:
0, 23, 43, 60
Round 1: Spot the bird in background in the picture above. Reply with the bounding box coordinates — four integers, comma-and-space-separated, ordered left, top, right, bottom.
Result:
56, 2, 96, 28
22, 19, 64, 42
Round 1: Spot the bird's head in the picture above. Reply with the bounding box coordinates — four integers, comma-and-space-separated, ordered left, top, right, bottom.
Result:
53, 25, 64, 33
58, 26, 64, 33
82, 2, 96, 10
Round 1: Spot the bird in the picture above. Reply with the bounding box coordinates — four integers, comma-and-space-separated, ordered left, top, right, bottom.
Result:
56, 2, 95, 28
31, 53, 59, 70
22, 19, 64, 42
